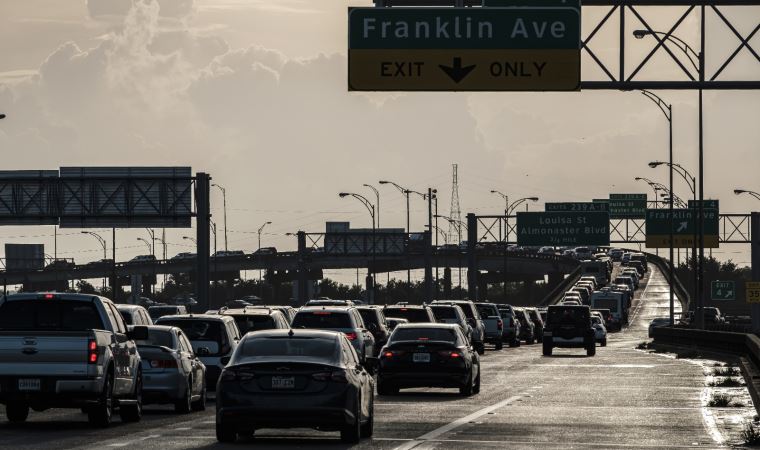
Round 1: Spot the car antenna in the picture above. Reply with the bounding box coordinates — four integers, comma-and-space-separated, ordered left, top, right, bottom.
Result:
288, 329, 294, 337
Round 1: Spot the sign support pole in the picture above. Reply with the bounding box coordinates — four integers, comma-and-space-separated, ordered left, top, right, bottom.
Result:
467, 213, 478, 301
195, 173, 211, 312
752, 213, 760, 332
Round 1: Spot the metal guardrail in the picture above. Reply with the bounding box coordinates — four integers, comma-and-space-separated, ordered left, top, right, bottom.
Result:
539, 265, 582, 307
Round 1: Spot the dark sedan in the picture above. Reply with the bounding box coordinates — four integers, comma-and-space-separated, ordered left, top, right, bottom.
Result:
216, 329, 375, 443
377, 323, 480, 397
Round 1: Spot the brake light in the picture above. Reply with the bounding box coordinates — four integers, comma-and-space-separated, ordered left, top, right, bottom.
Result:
312, 370, 348, 383
344, 332, 357, 341
418, 337, 429, 341
382, 350, 405, 358
313, 311, 331, 315
88, 340, 98, 364
220, 369, 255, 382
150, 359, 178, 369
437, 350, 462, 358
43, 293, 55, 300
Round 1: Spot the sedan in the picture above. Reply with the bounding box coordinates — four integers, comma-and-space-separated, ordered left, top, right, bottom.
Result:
377, 323, 480, 396
591, 316, 608, 346
216, 329, 375, 443
649, 317, 671, 337
135, 325, 207, 413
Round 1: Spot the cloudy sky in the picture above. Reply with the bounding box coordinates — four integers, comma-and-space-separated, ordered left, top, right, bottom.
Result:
0, 0, 758, 282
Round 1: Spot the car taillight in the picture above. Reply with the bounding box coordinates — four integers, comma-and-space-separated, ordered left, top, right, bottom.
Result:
344, 332, 358, 341
382, 350, 404, 358
88, 340, 98, 364
497, 319, 503, 330
437, 351, 462, 358
150, 359, 178, 369
312, 370, 348, 383
220, 369, 254, 382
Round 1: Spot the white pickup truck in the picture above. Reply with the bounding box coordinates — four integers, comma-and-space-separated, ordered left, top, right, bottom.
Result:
0, 293, 147, 427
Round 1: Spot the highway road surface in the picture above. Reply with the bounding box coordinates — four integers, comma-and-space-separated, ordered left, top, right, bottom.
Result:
0, 266, 749, 449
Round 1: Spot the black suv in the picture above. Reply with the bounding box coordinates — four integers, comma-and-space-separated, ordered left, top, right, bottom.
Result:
542, 305, 596, 357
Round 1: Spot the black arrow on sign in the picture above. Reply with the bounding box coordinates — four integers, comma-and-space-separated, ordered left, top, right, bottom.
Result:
438, 57, 476, 83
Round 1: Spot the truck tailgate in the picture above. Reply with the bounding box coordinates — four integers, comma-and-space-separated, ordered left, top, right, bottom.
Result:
0, 332, 91, 376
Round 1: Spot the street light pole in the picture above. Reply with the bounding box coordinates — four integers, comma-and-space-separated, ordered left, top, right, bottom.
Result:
490, 190, 509, 301
82, 231, 107, 289
257, 221, 272, 290
212, 184, 228, 251
735, 190, 760, 202
363, 184, 380, 228
379, 180, 425, 294
340, 192, 376, 304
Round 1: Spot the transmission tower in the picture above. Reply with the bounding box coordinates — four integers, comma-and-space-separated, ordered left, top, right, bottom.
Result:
449, 163, 461, 243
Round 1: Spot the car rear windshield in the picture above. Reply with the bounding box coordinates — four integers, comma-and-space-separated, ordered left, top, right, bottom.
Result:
0, 299, 104, 331
391, 328, 457, 343
547, 308, 589, 326
430, 306, 457, 320
136, 329, 176, 349
158, 319, 225, 344
383, 307, 431, 323
292, 312, 353, 329
229, 315, 277, 334
239, 337, 338, 359
476, 305, 498, 318
357, 309, 380, 326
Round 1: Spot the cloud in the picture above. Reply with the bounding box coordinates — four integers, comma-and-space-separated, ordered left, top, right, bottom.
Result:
87, 0, 194, 19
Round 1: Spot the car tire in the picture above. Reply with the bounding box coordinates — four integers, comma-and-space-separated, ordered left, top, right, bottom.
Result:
192, 379, 207, 411
601, 339, 607, 347
88, 372, 114, 428
216, 421, 237, 443
459, 372, 475, 396
514, 339, 521, 347
476, 343, 485, 355
175, 379, 192, 414
495, 340, 504, 350
587, 344, 596, 357
360, 395, 374, 438
527, 336, 535, 345
508, 339, 517, 348
341, 395, 362, 443
472, 368, 481, 395
376, 379, 397, 396
119, 372, 143, 423
6, 402, 29, 423
542, 341, 553, 356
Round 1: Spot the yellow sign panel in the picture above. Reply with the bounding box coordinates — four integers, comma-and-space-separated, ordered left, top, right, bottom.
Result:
348, 49, 580, 91
645, 235, 720, 249
747, 282, 760, 304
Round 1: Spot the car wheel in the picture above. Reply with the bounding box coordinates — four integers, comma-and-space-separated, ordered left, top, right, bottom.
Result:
459, 372, 475, 396
527, 337, 535, 345
88, 372, 113, 428
508, 339, 517, 348
119, 371, 143, 423
216, 421, 237, 443
192, 379, 207, 411
340, 395, 362, 443
601, 339, 607, 347
472, 368, 481, 395
495, 340, 504, 350
6, 402, 29, 423
175, 379, 192, 414
360, 395, 374, 438
515, 339, 521, 347
542, 341, 553, 356
587, 344, 596, 357
476, 343, 485, 355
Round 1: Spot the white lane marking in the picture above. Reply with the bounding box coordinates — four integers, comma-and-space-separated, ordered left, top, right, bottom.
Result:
700, 389, 727, 446
108, 434, 161, 447
393, 393, 527, 450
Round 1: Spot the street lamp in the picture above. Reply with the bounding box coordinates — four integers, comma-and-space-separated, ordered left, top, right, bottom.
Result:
212, 183, 228, 251
435, 214, 467, 295
137, 237, 151, 253
82, 231, 108, 288
635, 27, 705, 330
363, 184, 380, 228
0, 114, 5, 120
735, 189, 760, 201
182, 236, 197, 245
379, 180, 425, 289
257, 221, 272, 251
145, 229, 156, 257
638, 89, 675, 326
339, 192, 377, 304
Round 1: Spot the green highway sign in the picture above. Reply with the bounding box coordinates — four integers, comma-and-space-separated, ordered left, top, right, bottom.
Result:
645, 208, 720, 248
609, 193, 647, 219
546, 202, 609, 212
485, 0, 580, 7
711, 281, 735, 301
516, 211, 610, 246
348, 7, 581, 91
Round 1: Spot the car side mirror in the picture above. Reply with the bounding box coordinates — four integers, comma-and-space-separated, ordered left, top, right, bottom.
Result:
128, 325, 149, 341
197, 347, 211, 356
220, 355, 231, 366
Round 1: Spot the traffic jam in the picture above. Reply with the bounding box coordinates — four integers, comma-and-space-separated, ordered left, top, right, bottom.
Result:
0, 248, 645, 443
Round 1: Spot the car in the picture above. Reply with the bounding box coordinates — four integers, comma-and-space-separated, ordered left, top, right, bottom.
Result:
579, 276, 599, 290
382, 305, 437, 323
215, 329, 375, 443
377, 323, 480, 396
430, 304, 471, 341
129, 254, 157, 264
220, 307, 290, 334
431, 300, 486, 355
252, 247, 277, 255
495, 304, 521, 347
116, 304, 153, 326
613, 276, 636, 293
0, 293, 145, 426
562, 249, 576, 259
621, 252, 632, 264
538, 246, 556, 255
610, 284, 633, 308
704, 307, 725, 324
86, 258, 114, 267
590, 288, 628, 331
562, 300, 582, 306
525, 307, 545, 343
148, 305, 188, 321
306, 299, 355, 307
569, 287, 590, 304
627, 260, 646, 277
135, 325, 207, 412
608, 248, 624, 261
356, 307, 391, 354
170, 252, 196, 261
43, 259, 75, 270
154, 314, 241, 389
514, 308, 536, 344
543, 305, 596, 357
173, 295, 198, 308
291, 307, 375, 362
574, 247, 593, 259
620, 269, 640, 288
139, 297, 163, 308
629, 253, 649, 272
591, 316, 608, 346
649, 317, 671, 337
475, 303, 504, 350
222, 299, 253, 309
385, 317, 409, 330
211, 250, 245, 258
267, 305, 297, 323
563, 292, 582, 303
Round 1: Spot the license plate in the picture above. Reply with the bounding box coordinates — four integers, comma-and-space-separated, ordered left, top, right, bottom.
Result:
271, 376, 295, 389
18, 379, 40, 391
413, 353, 430, 363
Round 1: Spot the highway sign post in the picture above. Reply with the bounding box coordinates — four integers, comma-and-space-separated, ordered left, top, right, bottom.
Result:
609, 194, 647, 219
545, 202, 608, 212
645, 208, 719, 248
711, 280, 735, 301
348, 7, 581, 91
516, 211, 610, 246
